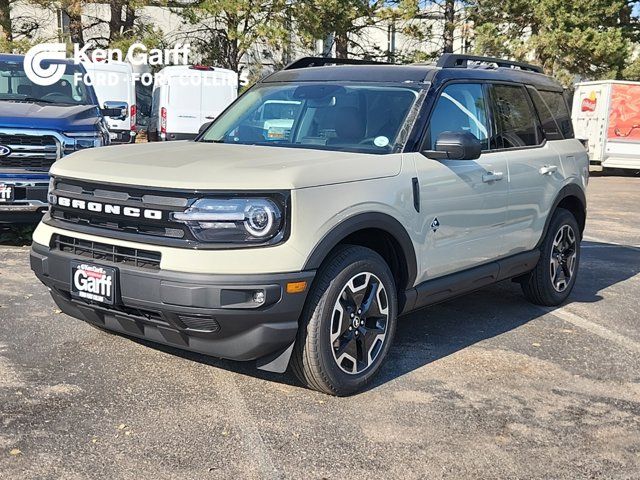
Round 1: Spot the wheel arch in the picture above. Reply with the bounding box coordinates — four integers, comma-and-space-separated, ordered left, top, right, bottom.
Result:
303, 212, 418, 295
537, 183, 587, 248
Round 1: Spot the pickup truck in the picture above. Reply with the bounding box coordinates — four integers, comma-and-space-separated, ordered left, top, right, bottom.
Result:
0, 53, 126, 223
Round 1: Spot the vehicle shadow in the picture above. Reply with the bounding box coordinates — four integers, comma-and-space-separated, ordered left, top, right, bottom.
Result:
0, 225, 36, 246
122, 240, 640, 394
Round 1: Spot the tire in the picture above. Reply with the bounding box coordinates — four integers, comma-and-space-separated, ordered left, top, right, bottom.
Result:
521, 208, 581, 306
291, 245, 398, 396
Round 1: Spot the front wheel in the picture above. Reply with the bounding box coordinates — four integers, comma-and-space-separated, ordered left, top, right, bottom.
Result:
521, 208, 581, 306
291, 245, 398, 396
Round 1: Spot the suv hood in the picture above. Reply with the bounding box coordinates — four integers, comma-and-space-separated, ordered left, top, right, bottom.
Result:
0, 101, 100, 131
51, 141, 402, 190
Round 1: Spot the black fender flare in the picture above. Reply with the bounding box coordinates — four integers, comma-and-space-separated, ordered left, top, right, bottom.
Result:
303, 212, 418, 290
536, 183, 587, 248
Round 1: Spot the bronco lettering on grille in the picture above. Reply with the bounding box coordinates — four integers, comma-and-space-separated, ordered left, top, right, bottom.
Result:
55, 196, 163, 220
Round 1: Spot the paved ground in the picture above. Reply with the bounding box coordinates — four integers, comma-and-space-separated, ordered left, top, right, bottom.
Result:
0, 174, 639, 479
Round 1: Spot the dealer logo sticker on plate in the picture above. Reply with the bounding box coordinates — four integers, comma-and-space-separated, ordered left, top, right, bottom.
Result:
71, 262, 117, 305
0, 184, 14, 203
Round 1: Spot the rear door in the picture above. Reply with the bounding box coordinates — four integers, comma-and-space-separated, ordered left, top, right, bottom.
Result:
410, 82, 508, 281
572, 84, 608, 162
199, 71, 238, 128
168, 74, 201, 135
487, 83, 565, 254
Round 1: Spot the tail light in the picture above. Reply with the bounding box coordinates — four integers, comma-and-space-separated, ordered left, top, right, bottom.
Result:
160, 107, 167, 134
130, 105, 137, 132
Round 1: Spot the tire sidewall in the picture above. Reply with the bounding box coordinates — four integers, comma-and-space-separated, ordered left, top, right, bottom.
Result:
313, 251, 398, 394
540, 209, 581, 303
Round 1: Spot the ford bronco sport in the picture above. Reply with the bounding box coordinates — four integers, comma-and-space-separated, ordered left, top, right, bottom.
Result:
30, 55, 588, 396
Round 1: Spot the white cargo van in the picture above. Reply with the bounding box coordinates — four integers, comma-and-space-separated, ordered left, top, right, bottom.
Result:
148, 65, 238, 141
572, 80, 640, 172
82, 60, 137, 144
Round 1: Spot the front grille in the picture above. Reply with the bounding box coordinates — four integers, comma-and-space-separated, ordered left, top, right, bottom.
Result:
49, 178, 192, 243
0, 134, 58, 170
52, 234, 161, 270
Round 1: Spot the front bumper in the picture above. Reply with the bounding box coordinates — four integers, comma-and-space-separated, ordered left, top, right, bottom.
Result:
108, 129, 136, 144
30, 242, 315, 370
0, 173, 49, 223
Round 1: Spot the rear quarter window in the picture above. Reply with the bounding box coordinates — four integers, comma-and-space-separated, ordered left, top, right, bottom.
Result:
538, 90, 574, 139
528, 87, 563, 141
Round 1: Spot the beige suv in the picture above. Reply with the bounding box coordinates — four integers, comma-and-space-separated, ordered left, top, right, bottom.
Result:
31, 55, 589, 395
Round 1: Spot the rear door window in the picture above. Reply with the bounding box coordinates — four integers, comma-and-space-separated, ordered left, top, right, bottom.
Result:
428, 83, 490, 150
491, 84, 542, 148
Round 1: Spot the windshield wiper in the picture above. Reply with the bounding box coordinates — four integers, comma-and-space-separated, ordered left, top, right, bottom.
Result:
0, 96, 56, 104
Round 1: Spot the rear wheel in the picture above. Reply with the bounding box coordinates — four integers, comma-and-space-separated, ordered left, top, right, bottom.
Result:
521, 208, 581, 306
291, 245, 397, 396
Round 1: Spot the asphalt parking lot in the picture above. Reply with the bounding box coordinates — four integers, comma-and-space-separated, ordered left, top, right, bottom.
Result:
0, 174, 638, 479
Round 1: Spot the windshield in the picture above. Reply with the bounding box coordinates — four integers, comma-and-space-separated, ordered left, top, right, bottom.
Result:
0, 60, 94, 105
200, 82, 420, 154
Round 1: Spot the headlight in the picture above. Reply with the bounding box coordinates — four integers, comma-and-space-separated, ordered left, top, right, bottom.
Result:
47, 177, 56, 210
64, 131, 104, 150
171, 197, 286, 244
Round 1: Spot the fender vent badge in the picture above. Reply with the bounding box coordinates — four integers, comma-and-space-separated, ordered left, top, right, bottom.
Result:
430, 217, 440, 232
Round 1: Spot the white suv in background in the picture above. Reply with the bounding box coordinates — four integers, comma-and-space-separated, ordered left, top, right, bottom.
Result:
31, 55, 588, 395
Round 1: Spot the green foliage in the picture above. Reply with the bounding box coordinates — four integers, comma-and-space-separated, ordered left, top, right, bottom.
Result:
294, 0, 385, 57
469, 0, 638, 85
623, 57, 640, 81
174, 0, 291, 72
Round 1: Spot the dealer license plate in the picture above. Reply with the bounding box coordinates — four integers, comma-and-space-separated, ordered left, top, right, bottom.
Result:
70, 261, 117, 305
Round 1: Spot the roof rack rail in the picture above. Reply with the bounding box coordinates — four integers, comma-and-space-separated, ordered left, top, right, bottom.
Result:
436, 54, 543, 74
284, 56, 389, 70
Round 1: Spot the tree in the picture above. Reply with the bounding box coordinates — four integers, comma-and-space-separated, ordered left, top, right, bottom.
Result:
381, 0, 471, 63
294, 0, 385, 59
172, 0, 290, 73
0, 0, 12, 42
469, 0, 639, 84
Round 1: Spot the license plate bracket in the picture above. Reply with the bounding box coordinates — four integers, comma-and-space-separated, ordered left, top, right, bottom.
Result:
70, 261, 118, 305
0, 184, 14, 203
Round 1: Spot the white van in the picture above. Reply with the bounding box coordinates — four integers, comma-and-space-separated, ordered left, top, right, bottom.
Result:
82, 60, 137, 144
148, 65, 238, 141
572, 80, 640, 172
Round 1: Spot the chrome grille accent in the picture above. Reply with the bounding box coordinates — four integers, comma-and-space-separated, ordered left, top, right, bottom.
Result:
0, 133, 59, 169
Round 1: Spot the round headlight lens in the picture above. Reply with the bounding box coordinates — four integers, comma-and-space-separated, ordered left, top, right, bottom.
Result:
245, 204, 275, 237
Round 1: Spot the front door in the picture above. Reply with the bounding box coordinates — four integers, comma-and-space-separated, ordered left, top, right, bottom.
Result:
409, 82, 508, 282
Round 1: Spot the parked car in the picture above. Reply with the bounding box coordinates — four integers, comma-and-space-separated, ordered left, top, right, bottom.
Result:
148, 65, 238, 141
82, 60, 137, 144
31, 55, 588, 395
0, 54, 127, 223
572, 80, 640, 173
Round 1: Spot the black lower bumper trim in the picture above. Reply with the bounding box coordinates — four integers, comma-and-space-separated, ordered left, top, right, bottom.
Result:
31, 242, 315, 365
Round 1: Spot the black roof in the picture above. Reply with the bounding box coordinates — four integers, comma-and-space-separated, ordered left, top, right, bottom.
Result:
263, 54, 563, 92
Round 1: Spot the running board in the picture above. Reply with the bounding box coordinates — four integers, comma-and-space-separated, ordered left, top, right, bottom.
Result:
402, 250, 540, 313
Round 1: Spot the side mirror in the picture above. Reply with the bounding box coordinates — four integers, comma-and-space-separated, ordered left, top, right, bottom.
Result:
199, 121, 213, 135
423, 131, 482, 161
101, 101, 128, 121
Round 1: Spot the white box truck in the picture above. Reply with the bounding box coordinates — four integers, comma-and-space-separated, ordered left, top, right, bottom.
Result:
572, 80, 640, 172
148, 65, 238, 141
82, 60, 137, 144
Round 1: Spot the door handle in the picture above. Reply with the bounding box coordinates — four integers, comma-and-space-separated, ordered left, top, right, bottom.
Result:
482, 171, 504, 183
539, 165, 558, 175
